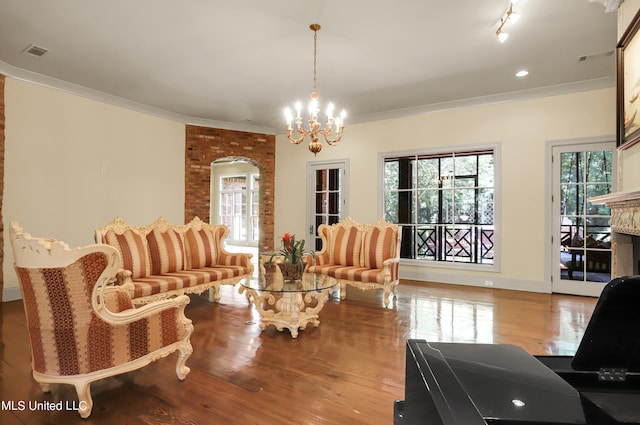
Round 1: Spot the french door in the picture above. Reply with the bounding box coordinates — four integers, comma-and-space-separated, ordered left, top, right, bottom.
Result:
551, 142, 615, 297
307, 160, 349, 251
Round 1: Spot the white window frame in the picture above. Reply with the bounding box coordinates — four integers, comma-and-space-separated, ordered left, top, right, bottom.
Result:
379, 143, 502, 272
219, 173, 259, 246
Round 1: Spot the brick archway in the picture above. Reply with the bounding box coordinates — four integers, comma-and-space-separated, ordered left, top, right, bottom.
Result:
185, 125, 275, 252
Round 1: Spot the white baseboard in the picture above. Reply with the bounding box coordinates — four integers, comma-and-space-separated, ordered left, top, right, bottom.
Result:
3, 286, 22, 302
400, 269, 551, 293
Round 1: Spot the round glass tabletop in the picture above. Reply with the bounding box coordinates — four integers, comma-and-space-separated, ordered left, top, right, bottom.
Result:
240, 272, 337, 293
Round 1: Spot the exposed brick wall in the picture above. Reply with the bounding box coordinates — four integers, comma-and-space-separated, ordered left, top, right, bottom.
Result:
0, 74, 5, 301
185, 125, 275, 252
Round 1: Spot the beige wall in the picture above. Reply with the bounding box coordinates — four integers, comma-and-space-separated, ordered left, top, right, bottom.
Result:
1, 79, 618, 298
275, 88, 616, 292
619, 0, 640, 39
3, 78, 185, 299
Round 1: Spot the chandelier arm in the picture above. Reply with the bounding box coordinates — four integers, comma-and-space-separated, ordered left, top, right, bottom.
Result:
287, 127, 309, 145
320, 127, 345, 146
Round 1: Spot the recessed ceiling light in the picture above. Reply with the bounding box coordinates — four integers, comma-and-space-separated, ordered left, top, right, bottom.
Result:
515, 70, 529, 77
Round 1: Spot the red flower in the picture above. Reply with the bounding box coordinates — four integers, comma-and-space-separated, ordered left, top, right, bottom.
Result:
282, 233, 292, 251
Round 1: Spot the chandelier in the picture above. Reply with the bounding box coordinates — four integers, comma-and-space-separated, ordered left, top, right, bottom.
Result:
284, 24, 346, 155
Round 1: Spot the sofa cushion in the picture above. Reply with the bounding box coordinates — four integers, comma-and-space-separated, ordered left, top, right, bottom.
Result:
130, 267, 246, 298
363, 226, 396, 269
184, 227, 219, 268
201, 265, 247, 279
330, 226, 362, 267
146, 228, 185, 274
103, 229, 151, 279
311, 265, 387, 284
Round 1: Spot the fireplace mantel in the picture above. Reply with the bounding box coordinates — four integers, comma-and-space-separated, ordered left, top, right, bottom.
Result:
590, 189, 640, 276
591, 189, 640, 237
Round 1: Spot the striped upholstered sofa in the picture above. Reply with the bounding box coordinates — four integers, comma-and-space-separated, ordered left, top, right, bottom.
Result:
307, 217, 401, 308
95, 216, 253, 304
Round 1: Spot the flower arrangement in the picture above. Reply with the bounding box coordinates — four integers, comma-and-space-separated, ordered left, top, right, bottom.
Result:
267, 233, 315, 281
271, 233, 314, 266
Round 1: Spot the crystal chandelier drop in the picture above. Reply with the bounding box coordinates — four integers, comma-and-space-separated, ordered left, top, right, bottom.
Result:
284, 24, 346, 156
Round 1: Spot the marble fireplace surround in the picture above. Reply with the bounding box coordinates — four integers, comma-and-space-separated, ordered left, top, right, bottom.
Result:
591, 189, 640, 277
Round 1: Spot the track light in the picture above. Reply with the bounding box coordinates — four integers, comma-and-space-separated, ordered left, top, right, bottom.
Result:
496, 2, 519, 43
497, 29, 509, 43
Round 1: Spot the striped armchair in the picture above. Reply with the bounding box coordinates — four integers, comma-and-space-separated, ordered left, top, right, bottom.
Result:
307, 217, 402, 307
9, 222, 194, 418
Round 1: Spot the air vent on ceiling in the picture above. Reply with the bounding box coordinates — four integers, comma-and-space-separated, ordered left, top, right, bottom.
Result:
21, 44, 49, 57
579, 50, 614, 62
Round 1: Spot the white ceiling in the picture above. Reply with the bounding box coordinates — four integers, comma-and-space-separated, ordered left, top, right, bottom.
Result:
0, 0, 618, 134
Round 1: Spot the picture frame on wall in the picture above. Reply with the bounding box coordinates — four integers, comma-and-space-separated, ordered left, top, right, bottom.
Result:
618, 9, 640, 149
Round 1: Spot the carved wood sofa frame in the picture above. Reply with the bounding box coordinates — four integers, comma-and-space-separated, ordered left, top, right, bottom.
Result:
95, 216, 254, 305
308, 217, 402, 307
10, 221, 193, 418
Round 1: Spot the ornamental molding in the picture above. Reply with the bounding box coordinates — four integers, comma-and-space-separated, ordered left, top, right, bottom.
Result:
591, 189, 640, 236
610, 206, 640, 236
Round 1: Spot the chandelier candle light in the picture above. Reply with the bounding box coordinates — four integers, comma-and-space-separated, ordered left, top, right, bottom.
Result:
285, 24, 346, 156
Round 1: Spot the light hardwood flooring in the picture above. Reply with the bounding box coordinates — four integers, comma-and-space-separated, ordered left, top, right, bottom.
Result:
0, 280, 597, 425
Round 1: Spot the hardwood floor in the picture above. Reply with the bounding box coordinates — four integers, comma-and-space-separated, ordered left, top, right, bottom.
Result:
0, 280, 597, 425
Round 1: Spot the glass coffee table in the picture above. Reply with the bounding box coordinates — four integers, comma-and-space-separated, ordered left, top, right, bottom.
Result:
239, 272, 338, 338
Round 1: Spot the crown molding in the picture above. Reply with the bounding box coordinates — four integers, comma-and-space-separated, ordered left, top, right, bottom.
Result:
0, 60, 277, 135
1, 60, 613, 135
349, 77, 615, 125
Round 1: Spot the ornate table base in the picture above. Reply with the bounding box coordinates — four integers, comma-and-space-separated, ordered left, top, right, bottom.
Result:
239, 286, 335, 338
